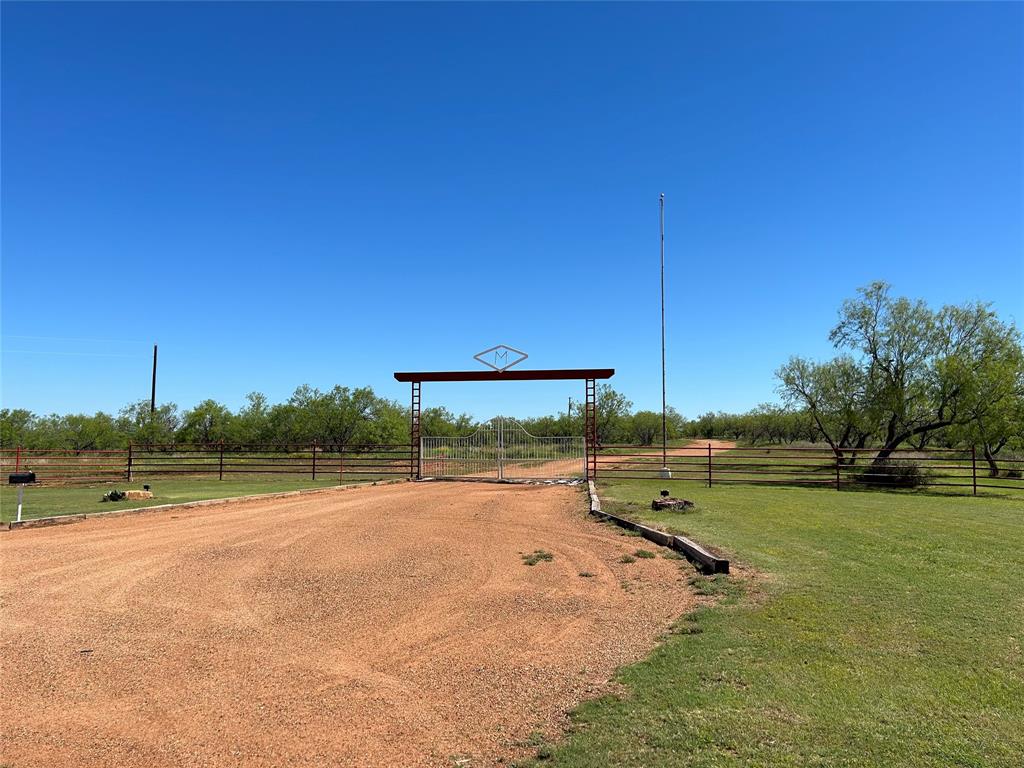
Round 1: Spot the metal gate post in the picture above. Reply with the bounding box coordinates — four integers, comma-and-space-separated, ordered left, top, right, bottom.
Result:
585, 379, 597, 480
497, 417, 504, 480
410, 381, 422, 479
971, 445, 977, 496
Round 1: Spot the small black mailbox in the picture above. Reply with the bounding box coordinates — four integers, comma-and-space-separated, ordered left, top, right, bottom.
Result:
9, 472, 36, 485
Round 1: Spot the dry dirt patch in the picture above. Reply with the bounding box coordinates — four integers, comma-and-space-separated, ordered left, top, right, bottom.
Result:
0, 481, 694, 767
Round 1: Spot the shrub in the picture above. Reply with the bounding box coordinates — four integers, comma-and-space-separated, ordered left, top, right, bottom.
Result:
856, 459, 928, 488
101, 489, 127, 502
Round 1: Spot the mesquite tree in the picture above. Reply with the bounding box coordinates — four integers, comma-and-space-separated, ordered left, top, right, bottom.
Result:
776, 355, 872, 462
779, 282, 1023, 464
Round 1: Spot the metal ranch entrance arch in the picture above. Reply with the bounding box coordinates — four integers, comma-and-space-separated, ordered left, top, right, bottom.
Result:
393, 369, 615, 481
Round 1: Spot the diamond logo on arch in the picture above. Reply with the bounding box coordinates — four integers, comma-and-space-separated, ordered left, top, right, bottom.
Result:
473, 345, 529, 373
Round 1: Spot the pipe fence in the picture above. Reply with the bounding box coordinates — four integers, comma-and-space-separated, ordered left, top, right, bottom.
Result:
0, 443, 414, 485
3, 443, 1022, 496
594, 444, 1024, 495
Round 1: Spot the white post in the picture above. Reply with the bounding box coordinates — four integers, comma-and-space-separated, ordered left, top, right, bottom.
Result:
659, 192, 672, 479
16, 485, 25, 523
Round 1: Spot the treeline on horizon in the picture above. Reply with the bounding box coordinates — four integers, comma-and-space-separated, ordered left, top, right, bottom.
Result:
0, 383, 689, 452
4, 283, 1022, 474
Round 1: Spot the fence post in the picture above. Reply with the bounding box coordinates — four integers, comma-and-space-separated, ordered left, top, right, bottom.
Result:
707, 442, 712, 488
971, 445, 977, 496
127, 442, 133, 482
339, 445, 344, 482
15, 445, 22, 472
218, 441, 225, 481
312, 441, 317, 481
835, 452, 841, 490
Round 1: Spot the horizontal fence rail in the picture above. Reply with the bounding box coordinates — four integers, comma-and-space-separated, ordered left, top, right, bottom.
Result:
594, 444, 1024, 495
0, 444, 414, 485
3, 443, 1021, 496
0, 448, 128, 483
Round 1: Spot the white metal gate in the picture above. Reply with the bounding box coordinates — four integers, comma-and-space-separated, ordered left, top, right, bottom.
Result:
421, 417, 584, 480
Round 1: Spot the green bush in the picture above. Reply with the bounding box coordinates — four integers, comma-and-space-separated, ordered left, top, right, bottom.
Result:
856, 459, 928, 488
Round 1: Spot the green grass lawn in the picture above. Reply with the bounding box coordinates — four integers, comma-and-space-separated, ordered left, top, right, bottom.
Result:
520, 480, 1024, 767
0, 477, 385, 522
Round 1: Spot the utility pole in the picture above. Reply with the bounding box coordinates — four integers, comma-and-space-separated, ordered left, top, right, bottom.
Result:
660, 193, 671, 479
150, 344, 158, 415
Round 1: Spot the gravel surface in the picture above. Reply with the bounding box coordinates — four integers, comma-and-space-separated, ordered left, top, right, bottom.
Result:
0, 481, 694, 767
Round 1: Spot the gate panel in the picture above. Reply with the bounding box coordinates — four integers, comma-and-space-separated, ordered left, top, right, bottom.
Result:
422, 417, 583, 480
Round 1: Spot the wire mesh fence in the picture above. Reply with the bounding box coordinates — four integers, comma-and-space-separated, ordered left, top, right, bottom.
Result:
421, 418, 584, 480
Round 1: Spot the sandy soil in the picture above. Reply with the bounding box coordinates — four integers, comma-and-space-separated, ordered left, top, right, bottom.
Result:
660, 439, 737, 456
593, 439, 737, 473
420, 456, 584, 480
0, 481, 694, 767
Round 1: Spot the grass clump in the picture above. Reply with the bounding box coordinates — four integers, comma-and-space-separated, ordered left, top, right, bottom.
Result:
617, 554, 636, 564
687, 573, 740, 599
633, 548, 656, 559
521, 550, 554, 566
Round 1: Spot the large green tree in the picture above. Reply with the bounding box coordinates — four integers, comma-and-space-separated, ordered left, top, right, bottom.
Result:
117, 400, 181, 445
780, 282, 1023, 463
777, 355, 872, 459
178, 400, 235, 444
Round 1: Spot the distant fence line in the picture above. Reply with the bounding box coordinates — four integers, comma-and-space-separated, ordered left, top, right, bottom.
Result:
594, 445, 1023, 495
1, 443, 1021, 496
0, 444, 414, 485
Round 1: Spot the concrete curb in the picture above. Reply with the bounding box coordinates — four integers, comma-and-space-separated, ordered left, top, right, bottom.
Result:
586, 480, 729, 574
1, 478, 411, 531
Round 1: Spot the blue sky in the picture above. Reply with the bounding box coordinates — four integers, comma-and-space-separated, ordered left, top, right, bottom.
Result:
2, 2, 1022, 420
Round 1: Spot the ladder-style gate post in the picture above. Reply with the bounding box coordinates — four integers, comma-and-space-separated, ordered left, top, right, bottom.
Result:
410, 381, 422, 479
585, 378, 597, 480
497, 417, 505, 480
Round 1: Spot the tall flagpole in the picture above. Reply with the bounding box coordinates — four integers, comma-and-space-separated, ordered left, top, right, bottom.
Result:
660, 193, 671, 479
150, 344, 158, 415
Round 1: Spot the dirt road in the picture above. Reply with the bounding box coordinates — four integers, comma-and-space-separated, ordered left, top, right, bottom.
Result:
0, 481, 694, 767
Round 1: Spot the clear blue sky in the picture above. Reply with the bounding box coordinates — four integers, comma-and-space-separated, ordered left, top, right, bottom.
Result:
2, 2, 1022, 420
